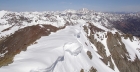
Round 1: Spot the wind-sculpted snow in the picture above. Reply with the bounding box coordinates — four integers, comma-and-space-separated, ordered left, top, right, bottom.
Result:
64, 42, 83, 56
31, 42, 83, 72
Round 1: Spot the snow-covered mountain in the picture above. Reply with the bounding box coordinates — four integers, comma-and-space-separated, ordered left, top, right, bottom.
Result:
0, 9, 140, 72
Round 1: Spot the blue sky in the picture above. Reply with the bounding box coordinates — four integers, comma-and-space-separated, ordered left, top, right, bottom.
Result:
0, 0, 140, 12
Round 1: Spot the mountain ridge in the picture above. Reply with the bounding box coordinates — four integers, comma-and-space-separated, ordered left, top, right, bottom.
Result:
0, 9, 140, 72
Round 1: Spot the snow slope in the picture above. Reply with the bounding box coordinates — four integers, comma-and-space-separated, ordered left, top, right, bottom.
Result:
0, 24, 115, 72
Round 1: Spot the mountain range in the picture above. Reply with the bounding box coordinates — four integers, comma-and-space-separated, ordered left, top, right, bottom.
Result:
0, 9, 140, 72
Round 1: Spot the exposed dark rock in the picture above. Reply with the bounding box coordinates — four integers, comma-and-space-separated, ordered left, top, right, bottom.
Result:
85, 42, 88, 46
87, 51, 92, 59
87, 22, 105, 33
80, 69, 84, 72
1, 25, 15, 32
122, 33, 134, 42
83, 25, 88, 34
83, 24, 114, 70
107, 32, 140, 72
89, 66, 97, 72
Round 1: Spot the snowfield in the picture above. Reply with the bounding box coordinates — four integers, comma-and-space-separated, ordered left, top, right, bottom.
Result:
0, 25, 115, 72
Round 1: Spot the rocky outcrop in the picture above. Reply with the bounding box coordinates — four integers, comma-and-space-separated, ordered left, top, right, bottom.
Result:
107, 32, 140, 72
122, 33, 134, 41
89, 66, 97, 72
87, 22, 105, 33
84, 23, 140, 72
1, 25, 15, 32
0, 24, 64, 67
80, 69, 84, 72
80, 66, 97, 72
83, 24, 114, 70
87, 51, 92, 59
88, 33, 114, 70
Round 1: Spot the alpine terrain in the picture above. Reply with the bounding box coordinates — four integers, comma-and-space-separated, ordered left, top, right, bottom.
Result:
0, 8, 140, 72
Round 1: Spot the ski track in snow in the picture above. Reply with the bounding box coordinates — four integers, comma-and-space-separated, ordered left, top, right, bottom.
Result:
30, 56, 64, 72
42, 42, 83, 72
43, 56, 64, 72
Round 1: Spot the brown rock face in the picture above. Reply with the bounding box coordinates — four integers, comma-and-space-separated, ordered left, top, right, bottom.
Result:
87, 22, 105, 33
107, 32, 140, 72
0, 24, 64, 67
83, 24, 114, 70
88, 33, 114, 70
89, 66, 97, 72
84, 23, 140, 72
